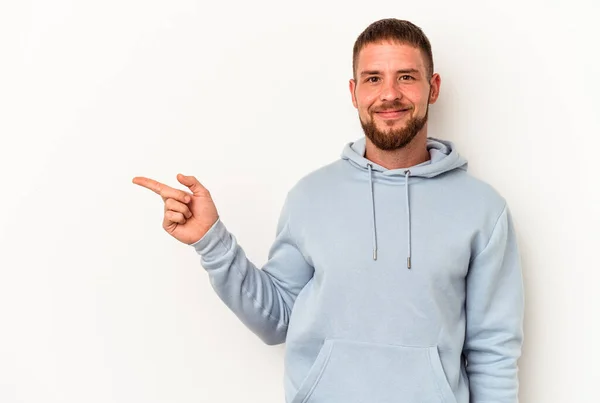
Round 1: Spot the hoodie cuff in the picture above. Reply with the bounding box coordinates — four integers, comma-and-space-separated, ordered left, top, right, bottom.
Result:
190, 218, 233, 260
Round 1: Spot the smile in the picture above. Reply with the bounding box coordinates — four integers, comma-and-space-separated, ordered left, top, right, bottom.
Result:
375, 109, 410, 119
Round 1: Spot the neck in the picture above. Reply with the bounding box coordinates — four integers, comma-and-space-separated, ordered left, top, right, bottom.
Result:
364, 131, 430, 170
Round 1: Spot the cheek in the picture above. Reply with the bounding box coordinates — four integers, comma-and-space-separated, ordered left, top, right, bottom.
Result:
357, 92, 378, 113
409, 88, 431, 106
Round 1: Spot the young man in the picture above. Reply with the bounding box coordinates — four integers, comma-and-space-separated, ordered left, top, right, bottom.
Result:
133, 19, 524, 403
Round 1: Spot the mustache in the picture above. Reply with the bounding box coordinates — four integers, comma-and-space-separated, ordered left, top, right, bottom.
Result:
371, 101, 412, 113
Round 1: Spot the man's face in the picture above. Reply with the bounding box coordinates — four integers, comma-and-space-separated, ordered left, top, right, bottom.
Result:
349, 41, 440, 150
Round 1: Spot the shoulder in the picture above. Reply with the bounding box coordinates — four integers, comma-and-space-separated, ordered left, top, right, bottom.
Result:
445, 169, 507, 209
288, 159, 346, 197
444, 171, 511, 247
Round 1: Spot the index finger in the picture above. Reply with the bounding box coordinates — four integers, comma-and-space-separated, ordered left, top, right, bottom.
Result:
132, 176, 165, 195
132, 176, 191, 203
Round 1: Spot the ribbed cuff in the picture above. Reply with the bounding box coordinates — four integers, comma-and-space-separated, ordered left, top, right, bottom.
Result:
190, 218, 233, 260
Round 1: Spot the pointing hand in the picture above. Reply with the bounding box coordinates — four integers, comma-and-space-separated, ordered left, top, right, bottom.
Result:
132, 174, 219, 245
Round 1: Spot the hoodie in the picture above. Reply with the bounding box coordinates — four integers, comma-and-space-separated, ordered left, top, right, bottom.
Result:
191, 137, 524, 403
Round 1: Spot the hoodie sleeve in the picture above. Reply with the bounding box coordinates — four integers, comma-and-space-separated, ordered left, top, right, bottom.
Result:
190, 191, 314, 345
463, 204, 525, 403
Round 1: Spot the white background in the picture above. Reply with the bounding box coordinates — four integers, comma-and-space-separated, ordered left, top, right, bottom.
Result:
1, 1, 599, 402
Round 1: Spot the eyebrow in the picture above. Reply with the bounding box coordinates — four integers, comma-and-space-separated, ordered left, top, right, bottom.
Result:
360, 69, 420, 76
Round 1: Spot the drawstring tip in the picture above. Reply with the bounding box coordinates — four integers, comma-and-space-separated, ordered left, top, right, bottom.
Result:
373, 250, 377, 260
407, 257, 411, 269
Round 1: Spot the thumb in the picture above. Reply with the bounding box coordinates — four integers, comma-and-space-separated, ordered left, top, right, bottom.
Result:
177, 173, 207, 196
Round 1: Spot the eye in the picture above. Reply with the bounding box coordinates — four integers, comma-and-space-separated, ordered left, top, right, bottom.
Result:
366, 76, 380, 83
399, 75, 415, 81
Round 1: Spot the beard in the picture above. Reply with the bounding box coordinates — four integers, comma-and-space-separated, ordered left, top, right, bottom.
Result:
360, 100, 429, 151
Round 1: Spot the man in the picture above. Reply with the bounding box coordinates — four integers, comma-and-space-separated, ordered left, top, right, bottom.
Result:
133, 18, 524, 403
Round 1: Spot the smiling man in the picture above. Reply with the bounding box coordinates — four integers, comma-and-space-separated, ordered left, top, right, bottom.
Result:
133, 18, 524, 403
351, 39, 437, 156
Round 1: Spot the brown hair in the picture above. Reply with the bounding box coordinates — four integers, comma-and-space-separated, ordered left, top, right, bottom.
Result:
352, 18, 434, 80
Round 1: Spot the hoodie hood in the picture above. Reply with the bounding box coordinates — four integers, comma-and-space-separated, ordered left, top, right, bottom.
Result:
341, 136, 468, 178
341, 137, 468, 268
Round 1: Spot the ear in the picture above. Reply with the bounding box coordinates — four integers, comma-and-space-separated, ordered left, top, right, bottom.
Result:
428, 73, 441, 104
349, 78, 358, 109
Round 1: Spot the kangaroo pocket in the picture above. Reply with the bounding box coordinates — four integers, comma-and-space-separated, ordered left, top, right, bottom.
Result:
291, 339, 458, 403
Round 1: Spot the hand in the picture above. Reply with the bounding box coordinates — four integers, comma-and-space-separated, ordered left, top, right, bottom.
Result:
132, 173, 219, 245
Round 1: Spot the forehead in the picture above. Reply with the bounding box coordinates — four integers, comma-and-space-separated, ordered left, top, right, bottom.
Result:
356, 41, 426, 73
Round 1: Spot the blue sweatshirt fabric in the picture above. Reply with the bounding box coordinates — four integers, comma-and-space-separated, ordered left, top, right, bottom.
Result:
191, 137, 524, 403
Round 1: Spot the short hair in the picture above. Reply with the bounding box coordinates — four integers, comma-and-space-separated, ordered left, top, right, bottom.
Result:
352, 18, 434, 80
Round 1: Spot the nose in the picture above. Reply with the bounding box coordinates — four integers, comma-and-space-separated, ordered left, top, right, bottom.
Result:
379, 79, 402, 102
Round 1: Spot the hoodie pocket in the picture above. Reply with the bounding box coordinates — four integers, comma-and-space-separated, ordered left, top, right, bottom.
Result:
291, 339, 457, 403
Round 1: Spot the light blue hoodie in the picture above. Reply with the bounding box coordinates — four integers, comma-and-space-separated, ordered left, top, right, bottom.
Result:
192, 137, 524, 403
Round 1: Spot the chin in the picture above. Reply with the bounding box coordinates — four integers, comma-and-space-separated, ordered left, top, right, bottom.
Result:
379, 122, 406, 133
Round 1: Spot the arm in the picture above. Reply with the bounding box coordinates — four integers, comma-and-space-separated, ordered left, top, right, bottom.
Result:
191, 191, 314, 345
464, 204, 525, 403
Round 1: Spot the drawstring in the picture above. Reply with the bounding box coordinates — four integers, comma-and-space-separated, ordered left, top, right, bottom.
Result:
367, 164, 378, 260
404, 170, 412, 269
366, 165, 412, 269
